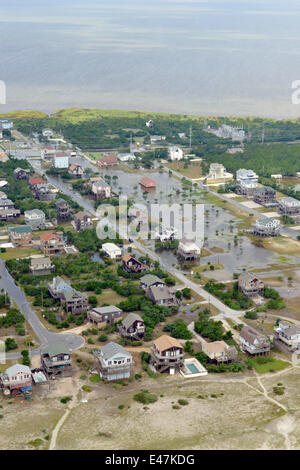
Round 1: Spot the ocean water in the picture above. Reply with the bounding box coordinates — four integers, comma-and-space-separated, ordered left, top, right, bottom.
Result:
1, 0, 300, 117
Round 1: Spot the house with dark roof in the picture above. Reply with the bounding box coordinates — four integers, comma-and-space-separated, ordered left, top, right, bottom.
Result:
13, 167, 30, 181
74, 211, 93, 231
150, 335, 184, 374
253, 186, 277, 207
239, 326, 270, 355
41, 344, 72, 376
94, 342, 132, 381
119, 313, 145, 340
55, 198, 73, 220
148, 285, 178, 306
122, 253, 147, 273
87, 306, 123, 325
9, 225, 32, 246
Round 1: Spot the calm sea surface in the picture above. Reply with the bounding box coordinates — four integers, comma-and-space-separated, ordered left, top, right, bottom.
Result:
1, 0, 300, 117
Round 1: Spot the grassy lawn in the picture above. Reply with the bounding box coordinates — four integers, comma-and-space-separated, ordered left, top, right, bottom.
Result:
192, 263, 224, 273
251, 358, 289, 374
166, 161, 203, 179
0, 247, 40, 261
96, 288, 127, 306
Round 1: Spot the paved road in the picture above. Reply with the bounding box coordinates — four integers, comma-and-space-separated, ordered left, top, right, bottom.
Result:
10, 135, 297, 353
0, 259, 84, 359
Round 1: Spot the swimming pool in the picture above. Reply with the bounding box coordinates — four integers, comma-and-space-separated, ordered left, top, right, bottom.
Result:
186, 363, 200, 374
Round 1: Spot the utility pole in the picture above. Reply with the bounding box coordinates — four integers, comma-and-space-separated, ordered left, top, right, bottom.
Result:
189, 125, 192, 149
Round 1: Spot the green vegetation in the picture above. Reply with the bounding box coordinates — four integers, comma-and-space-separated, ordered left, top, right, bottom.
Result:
178, 399, 189, 406
194, 310, 233, 343
60, 396, 72, 404
163, 319, 192, 340
5, 338, 17, 351
204, 280, 253, 310
247, 356, 289, 374
133, 390, 158, 404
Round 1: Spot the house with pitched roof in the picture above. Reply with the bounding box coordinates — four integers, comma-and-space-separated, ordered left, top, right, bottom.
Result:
68, 163, 84, 178
140, 274, 165, 291
94, 342, 132, 381
239, 326, 270, 355
274, 321, 300, 352
24, 209, 46, 229
40, 232, 65, 256
74, 211, 93, 231
9, 225, 32, 246
122, 253, 147, 273
30, 257, 54, 276
13, 167, 30, 181
139, 176, 156, 190
1, 364, 32, 395
55, 198, 73, 220
48, 276, 88, 314
148, 285, 178, 306
97, 154, 118, 167
119, 313, 145, 340
201, 340, 238, 363
238, 272, 264, 297
41, 344, 72, 376
150, 335, 184, 374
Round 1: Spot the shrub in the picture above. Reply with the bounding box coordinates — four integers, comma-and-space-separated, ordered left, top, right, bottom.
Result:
89, 375, 101, 383
133, 390, 158, 404
60, 396, 72, 404
98, 334, 108, 342
178, 399, 188, 406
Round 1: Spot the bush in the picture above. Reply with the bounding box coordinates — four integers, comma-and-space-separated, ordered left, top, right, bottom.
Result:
5, 338, 17, 351
133, 390, 158, 404
98, 334, 108, 342
178, 399, 188, 406
244, 311, 258, 320
60, 396, 72, 404
89, 375, 101, 383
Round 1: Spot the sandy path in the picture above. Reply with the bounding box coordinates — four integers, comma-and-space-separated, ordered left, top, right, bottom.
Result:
49, 388, 80, 450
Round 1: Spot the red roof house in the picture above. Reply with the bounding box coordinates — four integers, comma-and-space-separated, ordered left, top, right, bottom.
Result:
139, 176, 156, 189
29, 177, 46, 187
97, 155, 118, 167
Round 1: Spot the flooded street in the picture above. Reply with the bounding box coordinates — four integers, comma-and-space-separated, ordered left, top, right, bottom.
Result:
29, 157, 299, 279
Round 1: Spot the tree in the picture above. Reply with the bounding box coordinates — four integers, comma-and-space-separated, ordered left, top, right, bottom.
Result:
5, 338, 18, 351
88, 295, 98, 307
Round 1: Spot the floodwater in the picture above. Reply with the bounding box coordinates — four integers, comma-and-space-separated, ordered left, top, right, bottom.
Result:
30, 157, 299, 276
